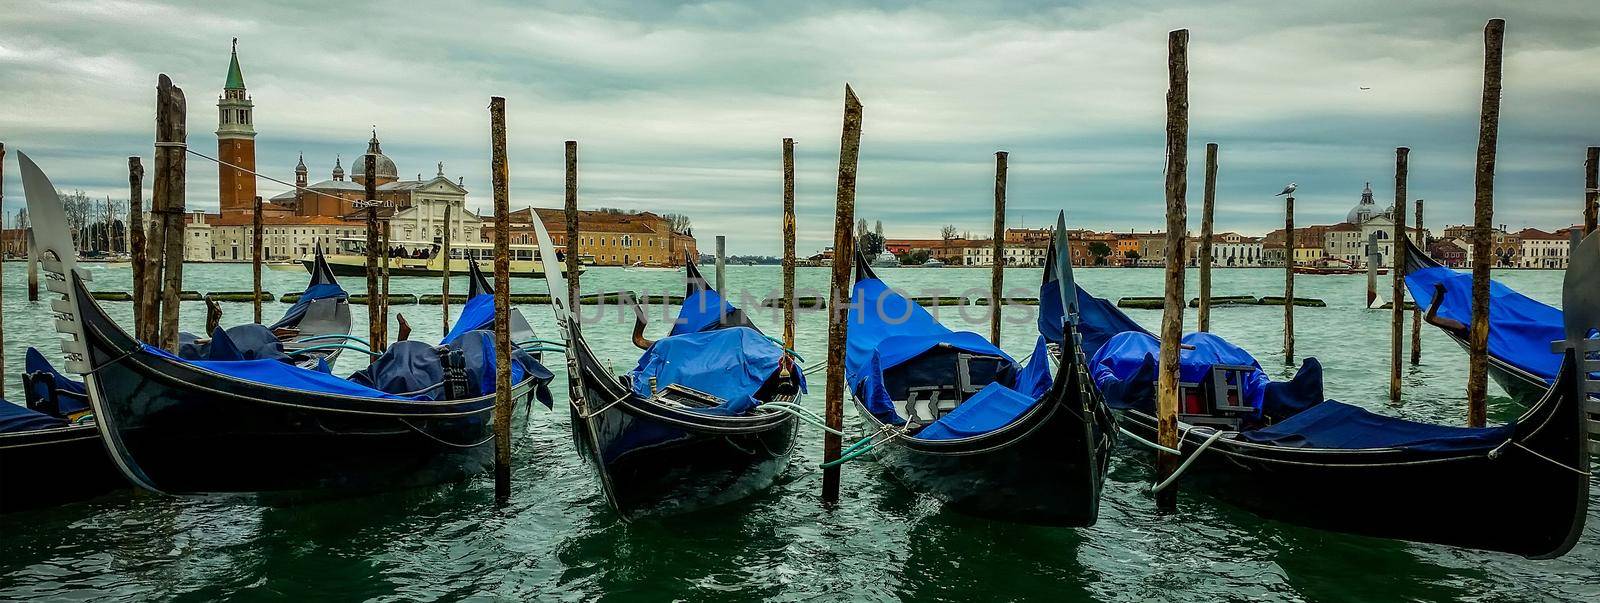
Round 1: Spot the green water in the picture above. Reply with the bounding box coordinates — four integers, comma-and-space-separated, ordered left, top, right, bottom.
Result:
1, 263, 1595, 602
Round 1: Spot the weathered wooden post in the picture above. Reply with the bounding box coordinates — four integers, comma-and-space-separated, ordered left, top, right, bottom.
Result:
154, 74, 187, 353
564, 141, 579, 305
1411, 199, 1424, 364
381, 220, 391, 336
1154, 28, 1189, 512
128, 156, 146, 334
252, 194, 264, 324
1467, 18, 1504, 428
27, 228, 38, 302
782, 137, 797, 357
0, 144, 5, 391
822, 84, 863, 505
1283, 194, 1295, 365
441, 202, 453, 332
364, 152, 383, 354
1391, 147, 1408, 404
489, 96, 514, 503
989, 151, 1007, 345
1585, 147, 1597, 234
1366, 231, 1381, 308
715, 235, 727, 293
1197, 142, 1218, 332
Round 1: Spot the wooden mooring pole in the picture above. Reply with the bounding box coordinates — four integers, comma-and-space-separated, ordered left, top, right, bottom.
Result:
1198, 142, 1217, 332
1411, 200, 1424, 364
441, 202, 453, 332
715, 235, 727, 293
1, 143, 5, 392
364, 152, 383, 354
1391, 147, 1408, 404
252, 195, 263, 324
989, 151, 1007, 345
782, 137, 797, 353
1283, 194, 1295, 365
1585, 147, 1598, 234
128, 157, 146, 335
489, 96, 514, 503
154, 75, 186, 353
1155, 28, 1189, 512
381, 219, 391, 339
822, 84, 863, 505
26, 227, 37, 302
1366, 232, 1381, 308
1467, 18, 1504, 428
565, 141, 580, 305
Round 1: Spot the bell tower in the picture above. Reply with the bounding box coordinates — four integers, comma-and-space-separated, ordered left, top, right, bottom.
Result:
217, 38, 256, 217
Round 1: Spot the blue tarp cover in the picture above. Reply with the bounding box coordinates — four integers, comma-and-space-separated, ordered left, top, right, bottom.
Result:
0, 400, 65, 433
671, 287, 738, 336
847, 278, 1020, 422
917, 382, 1037, 440
1090, 331, 1270, 414
627, 326, 784, 415
270, 282, 348, 330
441, 293, 496, 345
1239, 399, 1513, 452
1405, 265, 1568, 381
1043, 283, 1152, 357
25, 348, 89, 417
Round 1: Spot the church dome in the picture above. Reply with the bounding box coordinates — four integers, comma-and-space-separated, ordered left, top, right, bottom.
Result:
1344, 182, 1376, 224
351, 131, 399, 181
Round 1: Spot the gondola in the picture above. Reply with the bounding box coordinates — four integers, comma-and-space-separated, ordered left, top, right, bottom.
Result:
1085, 229, 1597, 559
528, 217, 801, 520
0, 377, 125, 512
1399, 235, 1588, 404
842, 214, 1115, 527
18, 152, 552, 498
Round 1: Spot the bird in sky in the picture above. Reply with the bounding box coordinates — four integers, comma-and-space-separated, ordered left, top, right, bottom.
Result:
1276, 182, 1297, 196
1359, 86, 1372, 90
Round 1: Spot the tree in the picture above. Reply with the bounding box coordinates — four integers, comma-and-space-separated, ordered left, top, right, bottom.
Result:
901, 249, 931, 265
1088, 241, 1112, 266
1124, 249, 1141, 264
664, 213, 692, 235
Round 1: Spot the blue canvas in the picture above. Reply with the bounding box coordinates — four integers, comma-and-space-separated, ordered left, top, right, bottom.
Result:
671, 287, 738, 336
24, 347, 89, 417
0, 400, 65, 433
917, 382, 1037, 440
1239, 399, 1513, 452
846, 277, 1019, 422
627, 326, 786, 415
441, 293, 496, 345
1089, 331, 1271, 414
1405, 265, 1575, 382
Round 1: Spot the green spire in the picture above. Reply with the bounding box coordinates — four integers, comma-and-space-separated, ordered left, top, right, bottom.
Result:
225, 38, 245, 90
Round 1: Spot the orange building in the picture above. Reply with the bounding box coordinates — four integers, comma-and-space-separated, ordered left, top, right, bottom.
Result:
216, 39, 257, 219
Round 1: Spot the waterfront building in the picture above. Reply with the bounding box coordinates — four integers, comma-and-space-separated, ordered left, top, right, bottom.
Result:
1441, 224, 1521, 266
1517, 227, 1574, 269
1430, 237, 1470, 267
1208, 232, 1264, 267
520, 208, 698, 267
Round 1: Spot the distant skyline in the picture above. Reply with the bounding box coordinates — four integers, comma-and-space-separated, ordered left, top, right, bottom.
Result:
2, 1, 1597, 255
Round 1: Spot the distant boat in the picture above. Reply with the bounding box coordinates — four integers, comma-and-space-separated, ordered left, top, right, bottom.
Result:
870, 252, 900, 268
921, 259, 945, 268
310, 237, 583, 278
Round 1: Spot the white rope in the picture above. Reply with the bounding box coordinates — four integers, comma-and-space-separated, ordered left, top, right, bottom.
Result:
181, 147, 394, 206
1510, 441, 1592, 478
1119, 426, 1182, 455
1149, 429, 1230, 494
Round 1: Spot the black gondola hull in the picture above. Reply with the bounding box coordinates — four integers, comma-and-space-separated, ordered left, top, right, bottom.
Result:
570, 400, 798, 519
0, 425, 125, 512
854, 392, 1110, 527
74, 276, 528, 498
1115, 361, 1590, 560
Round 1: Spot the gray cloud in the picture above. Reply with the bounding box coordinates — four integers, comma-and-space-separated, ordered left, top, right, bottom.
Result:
2, 0, 1597, 255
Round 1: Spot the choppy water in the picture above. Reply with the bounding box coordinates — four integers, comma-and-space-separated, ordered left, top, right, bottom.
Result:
1, 262, 1595, 602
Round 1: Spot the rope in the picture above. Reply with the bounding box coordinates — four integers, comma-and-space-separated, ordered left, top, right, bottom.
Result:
802, 361, 828, 376
761, 335, 806, 363
1510, 441, 1593, 478
575, 392, 628, 419
1149, 428, 1230, 494
820, 423, 906, 468
1118, 426, 1182, 455
399, 418, 495, 449
758, 401, 848, 436
294, 333, 371, 346
292, 342, 380, 357
181, 147, 392, 206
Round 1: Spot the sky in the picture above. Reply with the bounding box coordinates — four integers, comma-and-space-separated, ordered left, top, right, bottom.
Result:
1, 0, 1597, 255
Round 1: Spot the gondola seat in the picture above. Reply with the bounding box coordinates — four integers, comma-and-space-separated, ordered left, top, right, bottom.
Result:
0, 400, 65, 433
626, 326, 793, 416
1239, 401, 1514, 452
916, 382, 1036, 440
349, 331, 553, 404
24, 348, 89, 418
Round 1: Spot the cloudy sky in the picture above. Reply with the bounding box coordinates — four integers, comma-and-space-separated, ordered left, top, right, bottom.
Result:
2, 1, 1596, 255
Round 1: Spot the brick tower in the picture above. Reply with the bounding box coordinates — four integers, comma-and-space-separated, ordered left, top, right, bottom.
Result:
217, 38, 256, 217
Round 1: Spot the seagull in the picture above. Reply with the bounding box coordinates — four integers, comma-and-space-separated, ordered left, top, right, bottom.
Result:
1359, 86, 1372, 91
1275, 182, 1297, 196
